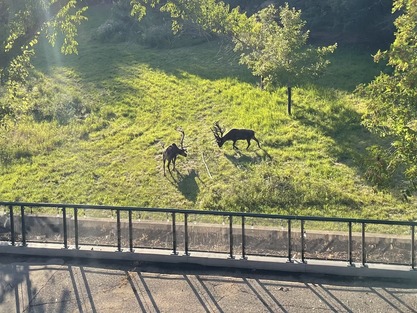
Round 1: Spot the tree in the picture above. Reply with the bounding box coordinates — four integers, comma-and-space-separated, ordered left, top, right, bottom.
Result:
232, 4, 337, 115
358, 0, 417, 195
130, 0, 237, 37
0, 0, 87, 124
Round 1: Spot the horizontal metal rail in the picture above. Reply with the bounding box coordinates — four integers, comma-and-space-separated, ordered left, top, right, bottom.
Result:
1, 201, 416, 226
0, 201, 415, 269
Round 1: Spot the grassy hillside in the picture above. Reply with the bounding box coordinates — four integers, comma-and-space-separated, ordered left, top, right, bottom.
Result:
0, 5, 414, 223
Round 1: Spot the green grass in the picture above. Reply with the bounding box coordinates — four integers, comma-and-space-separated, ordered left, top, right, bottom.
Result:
0, 5, 415, 228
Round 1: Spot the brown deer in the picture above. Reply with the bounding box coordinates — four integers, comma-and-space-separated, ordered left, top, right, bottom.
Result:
163, 128, 187, 175
211, 122, 260, 150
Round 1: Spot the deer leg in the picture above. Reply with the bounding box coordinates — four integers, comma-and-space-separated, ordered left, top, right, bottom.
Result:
163, 159, 166, 176
246, 139, 251, 150
172, 156, 177, 170
253, 136, 261, 148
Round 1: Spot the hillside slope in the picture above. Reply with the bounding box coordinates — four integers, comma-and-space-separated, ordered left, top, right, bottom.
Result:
0, 5, 414, 223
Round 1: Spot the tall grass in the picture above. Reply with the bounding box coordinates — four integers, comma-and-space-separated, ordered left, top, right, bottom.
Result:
0, 5, 415, 226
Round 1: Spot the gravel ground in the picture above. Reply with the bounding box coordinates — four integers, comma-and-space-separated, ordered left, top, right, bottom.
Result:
0, 256, 416, 313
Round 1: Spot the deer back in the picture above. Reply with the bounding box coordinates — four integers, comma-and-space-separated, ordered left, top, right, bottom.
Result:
223, 129, 255, 141
164, 143, 187, 161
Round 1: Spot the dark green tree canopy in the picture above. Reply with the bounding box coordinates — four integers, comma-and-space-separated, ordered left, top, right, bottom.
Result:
358, 0, 417, 191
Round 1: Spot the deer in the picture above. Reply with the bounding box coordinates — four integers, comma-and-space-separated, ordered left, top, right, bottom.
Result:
211, 121, 261, 150
163, 128, 187, 175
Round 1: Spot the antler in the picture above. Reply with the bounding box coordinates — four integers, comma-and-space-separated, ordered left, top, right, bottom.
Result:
211, 121, 224, 138
177, 127, 185, 149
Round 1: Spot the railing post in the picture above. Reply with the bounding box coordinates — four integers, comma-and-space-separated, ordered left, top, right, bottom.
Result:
74, 208, 79, 249
348, 221, 353, 266
9, 205, 15, 246
184, 213, 189, 256
62, 207, 68, 249
411, 225, 416, 270
301, 220, 305, 263
172, 212, 177, 255
241, 216, 246, 260
129, 210, 133, 252
362, 223, 366, 266
116, 210, 121, 252
229, 215, 234, 259
288, 219, 292, 262
21, 206, 26, 246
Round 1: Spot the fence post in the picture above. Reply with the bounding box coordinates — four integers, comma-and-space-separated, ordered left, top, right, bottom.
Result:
21, 206, 26, 246
74, 208, 79, 249
229, 215, 234, 259
288, 219, 292, 262
63, 207, 68, 249
172, 212, 177, 255
301, 220, 305, 263
241, 216, 246, 260
362, 223, 366, 266
9, 205, 15, 246
116, 210, 121, 252
411, 225, 416, 270
129, 210, 133, 252
348, 221, 353, 266
184, 213, 189, 256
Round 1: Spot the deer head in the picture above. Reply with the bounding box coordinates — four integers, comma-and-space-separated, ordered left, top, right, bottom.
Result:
211, 121, 224, 147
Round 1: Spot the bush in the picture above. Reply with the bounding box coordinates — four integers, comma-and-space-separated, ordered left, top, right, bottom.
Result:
141, 23, 175, 48
94, 19, 130, 42
33, 94, 91, 125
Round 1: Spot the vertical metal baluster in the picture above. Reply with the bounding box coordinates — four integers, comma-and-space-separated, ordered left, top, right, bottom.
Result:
288, 219, 292, 262
411, 225, 415, 270
348, 221, 353, 266
74, 208, 79, 249
184, 213, 189, 256
9, 205, 15, 246
172, 212, 177, 255
117, 210, 121, 252
63, 207, 68, 249
362, 223, 366, 266
129, 210, 133, 252
229, 215, 234, 259
241, 216, 246, 260
21, 206, 26, 246
301, 220, 305, 263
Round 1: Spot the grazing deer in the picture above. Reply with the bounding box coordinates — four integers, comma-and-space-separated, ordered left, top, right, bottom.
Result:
211, 121, 261, 150
163, 128, 187, 175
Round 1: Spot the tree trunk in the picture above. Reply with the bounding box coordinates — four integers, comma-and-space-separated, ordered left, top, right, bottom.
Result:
287, 86, 292, 115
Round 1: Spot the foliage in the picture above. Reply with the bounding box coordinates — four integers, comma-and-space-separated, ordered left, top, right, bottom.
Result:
230, 3, 336, 115
0, 5, 415, 225
129, 1, 336, 115
232, 4, 337, 89
0, 0, 87, 123
0, 4, 416, 228
130, 0, 233, 36
93, 0, 140, 43
358, 0, 417, 197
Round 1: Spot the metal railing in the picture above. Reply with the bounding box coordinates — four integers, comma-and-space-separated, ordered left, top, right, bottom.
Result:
0, 201, 415, 269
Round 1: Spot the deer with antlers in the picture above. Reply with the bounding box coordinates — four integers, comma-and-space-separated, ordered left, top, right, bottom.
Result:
211, 121, 261, 150
163, 128, 187, 175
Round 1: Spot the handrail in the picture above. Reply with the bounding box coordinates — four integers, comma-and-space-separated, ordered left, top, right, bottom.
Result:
1, 201, 416, 226
0, 201, 415, 269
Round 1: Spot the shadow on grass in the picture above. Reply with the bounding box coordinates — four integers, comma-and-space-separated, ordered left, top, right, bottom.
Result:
223, 148, 272, 168
166, 168, 201, 203
293, 95, 401, 196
